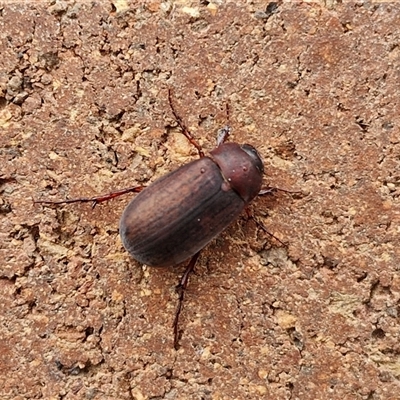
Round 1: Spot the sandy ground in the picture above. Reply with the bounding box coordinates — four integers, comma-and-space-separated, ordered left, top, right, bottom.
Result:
1, 1, 399, 399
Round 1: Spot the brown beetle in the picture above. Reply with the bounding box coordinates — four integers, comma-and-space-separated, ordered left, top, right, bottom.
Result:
119, 142, 264, 267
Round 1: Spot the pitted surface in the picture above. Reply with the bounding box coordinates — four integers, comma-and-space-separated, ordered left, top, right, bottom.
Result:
1, 1, 399, 399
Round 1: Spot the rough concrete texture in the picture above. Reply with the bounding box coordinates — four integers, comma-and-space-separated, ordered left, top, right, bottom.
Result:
1, 0, 399, 399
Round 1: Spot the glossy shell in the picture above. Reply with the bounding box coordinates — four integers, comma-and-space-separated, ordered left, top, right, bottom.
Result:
119, 143, 263, 267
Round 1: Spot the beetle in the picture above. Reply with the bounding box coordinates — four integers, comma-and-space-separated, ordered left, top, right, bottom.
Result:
36, 90, 281, 349
119, 141, 264, 267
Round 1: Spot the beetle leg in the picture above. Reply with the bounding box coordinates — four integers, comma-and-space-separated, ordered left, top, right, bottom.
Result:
245, 207, 287, 246
173, 250, 201, 350
34, 186, 145, 209
259, 186, 302, 196
168, 88, 205, 158
256, 218, 287, 246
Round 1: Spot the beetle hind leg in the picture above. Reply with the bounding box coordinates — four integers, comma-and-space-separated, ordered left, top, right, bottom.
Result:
173, 250, 201, 350
34, 186, 145, 209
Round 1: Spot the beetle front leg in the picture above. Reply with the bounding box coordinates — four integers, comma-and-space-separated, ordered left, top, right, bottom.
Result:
259, 186, 303, 196
244, 207, 286, 246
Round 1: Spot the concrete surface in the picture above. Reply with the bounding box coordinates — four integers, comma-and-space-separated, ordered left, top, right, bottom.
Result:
1, 1, 399, 399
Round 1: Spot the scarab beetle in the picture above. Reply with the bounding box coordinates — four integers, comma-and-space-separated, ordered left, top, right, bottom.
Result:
119, 141, 264, 267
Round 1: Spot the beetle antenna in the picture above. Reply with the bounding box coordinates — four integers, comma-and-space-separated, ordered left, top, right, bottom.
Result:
168, 88, 205, 158
216, 126, 231, 146
216, 100, 231, 146
173, 251, 201, 350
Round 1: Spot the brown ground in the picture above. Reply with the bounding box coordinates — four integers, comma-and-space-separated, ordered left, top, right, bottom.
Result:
1, 1, 399, 399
